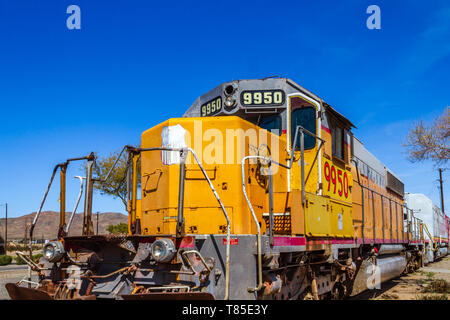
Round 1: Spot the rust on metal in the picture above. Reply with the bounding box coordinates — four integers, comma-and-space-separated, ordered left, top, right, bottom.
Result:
5, 283, 53, 300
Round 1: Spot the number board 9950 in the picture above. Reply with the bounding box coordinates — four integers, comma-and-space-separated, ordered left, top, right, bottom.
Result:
241, 89, 285, 107
201, 96, 222, 117
323, 160, 352, 201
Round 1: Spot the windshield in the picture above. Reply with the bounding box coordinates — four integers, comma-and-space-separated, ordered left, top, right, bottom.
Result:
259, 114, 281, 135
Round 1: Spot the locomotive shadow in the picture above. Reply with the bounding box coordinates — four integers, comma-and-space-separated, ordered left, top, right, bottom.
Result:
348, 279, 400, 300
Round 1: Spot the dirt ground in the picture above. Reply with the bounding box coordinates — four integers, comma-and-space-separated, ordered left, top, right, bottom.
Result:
0, 265, 38, 299
351, 256, 450, 300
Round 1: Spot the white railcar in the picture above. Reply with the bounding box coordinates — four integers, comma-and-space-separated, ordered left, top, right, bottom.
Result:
405, 193, 449, 263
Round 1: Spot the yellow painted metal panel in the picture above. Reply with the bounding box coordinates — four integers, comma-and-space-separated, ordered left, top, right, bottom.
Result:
305, 193, 330, 237
329, 200, 353, 238
140, 116, 287, 236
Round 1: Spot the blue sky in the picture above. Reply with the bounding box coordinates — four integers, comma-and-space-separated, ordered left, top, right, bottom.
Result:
0, 0, 449, 217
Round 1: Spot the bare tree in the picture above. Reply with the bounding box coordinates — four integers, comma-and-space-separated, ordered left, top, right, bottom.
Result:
405, 106, 450, 166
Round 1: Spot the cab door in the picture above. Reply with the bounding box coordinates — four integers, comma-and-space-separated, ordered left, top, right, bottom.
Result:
288, 95, 321, 194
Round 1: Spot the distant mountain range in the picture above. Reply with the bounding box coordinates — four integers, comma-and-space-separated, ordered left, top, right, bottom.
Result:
0, 211, 128, 240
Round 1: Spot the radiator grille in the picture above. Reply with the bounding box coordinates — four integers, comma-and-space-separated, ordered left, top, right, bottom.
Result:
263, 213, 291, 234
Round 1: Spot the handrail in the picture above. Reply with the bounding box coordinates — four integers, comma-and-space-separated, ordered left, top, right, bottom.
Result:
66, 176, 85, 234
241, 156, 265, 294
351, 159, 419, 244
30, 153, 95, 242
95, 145, 128, 184
241, 126, 324, 294
15, 251, 42, 272
30, 164, 61, 240
241, 155, 287, 293
134, 146, 231, 300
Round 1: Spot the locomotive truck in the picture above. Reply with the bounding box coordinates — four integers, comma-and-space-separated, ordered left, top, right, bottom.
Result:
6, 77, 449, 300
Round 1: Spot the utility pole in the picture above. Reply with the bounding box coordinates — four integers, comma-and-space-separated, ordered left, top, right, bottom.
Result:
24, 219, 29, 244
0, 203, 7, 253
4, 203, 7, 253
439, 168, 445, 214
96, 212, 99, 235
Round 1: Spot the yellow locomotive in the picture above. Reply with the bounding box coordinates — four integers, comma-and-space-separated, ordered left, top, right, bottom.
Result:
7, 78, 435, 300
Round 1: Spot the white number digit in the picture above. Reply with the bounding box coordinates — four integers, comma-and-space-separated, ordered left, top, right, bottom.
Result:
206, 103, 211, 115
211, 100, 216, 113
254, 92, 262, 104
274, 91, 282, 104
263, 92, 272, 104
216, 97, 221, 110
243, 92, 252, 105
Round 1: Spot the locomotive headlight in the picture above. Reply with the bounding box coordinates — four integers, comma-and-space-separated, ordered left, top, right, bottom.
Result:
224, 96, 235, 108
151, 238, 176, 263
43, 241, 65, 263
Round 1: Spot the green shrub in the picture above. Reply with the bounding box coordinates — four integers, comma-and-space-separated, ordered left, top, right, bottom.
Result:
0, 255, 12, 266
423, 279, 450, 294
32, 253, 43, 263
14, 253, 43, 265
107, 223, 128, 234
6, 244, 42, 252
14, 255, 26, 265
416, 293, 448, 300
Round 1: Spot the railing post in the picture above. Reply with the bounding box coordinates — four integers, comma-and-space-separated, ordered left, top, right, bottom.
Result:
300, 130, 305, 206
406, 209, 411, 242
82, 154, 95, 236
402, 206, 405, 242
389, 199, 393, 242
268, 164, 274, 246
415, 217, 417, 241
58, 164, 67, 239
130, 153, 140, 234
176, 149, 187, 237
395, 203, 399, 242
381, 195, 385, 243
361, 186, 365, 244
371, 190, 376, 244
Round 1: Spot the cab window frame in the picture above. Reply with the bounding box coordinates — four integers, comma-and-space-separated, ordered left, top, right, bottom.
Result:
330, 118, 346, 162
291, 106, 317, 151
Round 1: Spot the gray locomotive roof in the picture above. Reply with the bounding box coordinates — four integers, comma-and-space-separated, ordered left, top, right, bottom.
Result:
183, 77, 355, 128
353, 136, 386, 176
183, 77, 400, 186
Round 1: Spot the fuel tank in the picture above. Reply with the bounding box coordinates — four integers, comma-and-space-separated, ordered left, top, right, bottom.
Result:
378, 244, 404, 255
436, 247, 448, 259
350, 255, 407, 296
377, 256, 407, 283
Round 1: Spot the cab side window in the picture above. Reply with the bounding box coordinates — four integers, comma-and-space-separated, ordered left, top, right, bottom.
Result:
331, 120, 344, 160
291, 107, 316, 150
